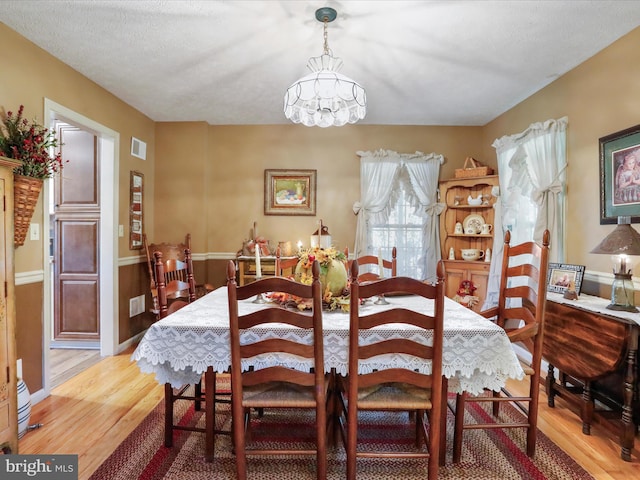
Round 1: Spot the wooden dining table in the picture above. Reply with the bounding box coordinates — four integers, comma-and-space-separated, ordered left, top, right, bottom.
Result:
132, 285, 524, 463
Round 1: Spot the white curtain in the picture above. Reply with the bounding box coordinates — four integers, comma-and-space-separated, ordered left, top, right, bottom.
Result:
483, 117, 568, 309
353, 149, 444, 281
353, 150, 402, 257
404, 155, 445, 281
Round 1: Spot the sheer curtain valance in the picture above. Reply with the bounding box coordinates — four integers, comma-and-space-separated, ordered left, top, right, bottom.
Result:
353, 149, 444, 281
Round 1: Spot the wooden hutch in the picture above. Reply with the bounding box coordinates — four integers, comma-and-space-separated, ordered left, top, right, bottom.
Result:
0, 157, 18, 454
438, 175, 499, 310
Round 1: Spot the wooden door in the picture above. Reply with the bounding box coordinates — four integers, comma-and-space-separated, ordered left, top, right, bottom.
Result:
53, 123, 100, 342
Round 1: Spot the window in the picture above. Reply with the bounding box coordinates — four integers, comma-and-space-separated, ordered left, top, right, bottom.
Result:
368, 184, 425, 279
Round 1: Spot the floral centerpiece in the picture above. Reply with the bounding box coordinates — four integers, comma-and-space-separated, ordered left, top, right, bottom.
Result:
269, 245, 351, 311
0, 105, 67, 246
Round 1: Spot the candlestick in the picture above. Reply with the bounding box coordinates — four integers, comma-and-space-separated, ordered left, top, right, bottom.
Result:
255, 244, 262, 278
378, 249, 384, 279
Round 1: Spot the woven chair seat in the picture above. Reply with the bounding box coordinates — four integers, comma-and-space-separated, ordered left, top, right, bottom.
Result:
357, 382, 432, 410
243, 377, 330, 408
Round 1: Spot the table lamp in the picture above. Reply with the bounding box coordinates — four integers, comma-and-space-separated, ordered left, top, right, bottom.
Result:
590, 216, 640, 312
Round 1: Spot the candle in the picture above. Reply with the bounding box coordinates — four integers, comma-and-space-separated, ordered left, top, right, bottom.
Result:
297, 240, 303, 253
378, 249, 384, 279
255, 244, 262, 278
619, 255, 627, 274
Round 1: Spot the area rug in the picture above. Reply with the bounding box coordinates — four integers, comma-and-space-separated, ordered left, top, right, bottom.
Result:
90, 388, 594, 480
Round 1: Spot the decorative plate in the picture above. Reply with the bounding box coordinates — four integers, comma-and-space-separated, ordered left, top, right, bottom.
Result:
462, 214, 484, 233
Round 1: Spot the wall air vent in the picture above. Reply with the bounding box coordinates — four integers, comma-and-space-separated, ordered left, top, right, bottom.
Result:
131, 137, 147, 160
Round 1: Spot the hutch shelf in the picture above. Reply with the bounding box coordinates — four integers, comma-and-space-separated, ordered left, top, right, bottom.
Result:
438, 175, 499, 310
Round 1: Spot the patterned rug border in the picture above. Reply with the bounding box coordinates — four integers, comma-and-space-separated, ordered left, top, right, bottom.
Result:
90, 390, 594, 480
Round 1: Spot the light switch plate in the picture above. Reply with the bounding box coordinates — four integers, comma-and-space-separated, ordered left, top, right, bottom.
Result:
30, 223, 40, 241
118, 225, 124, 237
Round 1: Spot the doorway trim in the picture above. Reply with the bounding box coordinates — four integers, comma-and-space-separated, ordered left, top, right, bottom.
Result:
42, 99, 119, 394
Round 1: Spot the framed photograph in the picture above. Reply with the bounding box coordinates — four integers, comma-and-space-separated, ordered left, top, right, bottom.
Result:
598, 124, 640, 224
547, 263, 586, 295
130, 171, 144, 249
264, 169, 317, 216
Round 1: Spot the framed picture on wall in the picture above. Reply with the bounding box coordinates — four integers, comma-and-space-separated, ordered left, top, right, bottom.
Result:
547, 263, 585, 295
264, 169, 317, 216
599, 124, 640, 224
130, 171, 144, 249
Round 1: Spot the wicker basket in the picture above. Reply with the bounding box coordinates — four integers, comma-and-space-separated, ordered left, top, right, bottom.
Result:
454, 157, 494, 178
14, 174, 43, 247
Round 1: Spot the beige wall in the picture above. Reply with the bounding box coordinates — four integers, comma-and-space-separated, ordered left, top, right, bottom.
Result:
482, 27, 640, 275
154, 123, 484, 254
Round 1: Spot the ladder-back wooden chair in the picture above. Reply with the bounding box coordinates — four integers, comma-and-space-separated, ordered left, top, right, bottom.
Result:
154, 249, 230, 453
226, 259, 331, 480
144, 233, 213, 317
275, 245, 299, 277
452, 229, 550, 462
337, 259, 446, 480
346, 246, 397, 282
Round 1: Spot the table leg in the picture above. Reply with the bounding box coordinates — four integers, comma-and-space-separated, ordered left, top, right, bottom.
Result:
581, 380, 593, 435
620, 328, 637, 462
205, 367, 215, 462
546, 364, 556, 408
439, 377, 448, 466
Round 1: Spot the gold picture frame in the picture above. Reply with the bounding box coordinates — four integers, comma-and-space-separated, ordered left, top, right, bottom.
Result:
264, 169, 317, 216
130, 171, 144, 249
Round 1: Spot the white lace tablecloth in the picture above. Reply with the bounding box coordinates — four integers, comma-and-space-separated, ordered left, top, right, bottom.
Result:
132, 287, 524, 395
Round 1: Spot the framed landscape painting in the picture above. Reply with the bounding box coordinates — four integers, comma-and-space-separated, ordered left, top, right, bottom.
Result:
599, 124, 640, 224
264, 169, 316, 216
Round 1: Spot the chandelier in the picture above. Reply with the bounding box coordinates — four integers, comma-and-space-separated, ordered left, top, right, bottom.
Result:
284, 7, 366, 128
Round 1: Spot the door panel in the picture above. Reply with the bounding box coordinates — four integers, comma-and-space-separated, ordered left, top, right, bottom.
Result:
56, 125, 98, 208
59, 281, 98, 336
53, 121, 100, 343
54, 217, 100, 340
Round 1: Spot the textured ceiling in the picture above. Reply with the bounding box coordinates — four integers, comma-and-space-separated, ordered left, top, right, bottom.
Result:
1, 1, 640, 126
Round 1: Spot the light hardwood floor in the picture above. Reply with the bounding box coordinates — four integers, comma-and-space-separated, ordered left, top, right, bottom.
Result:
18, 346, 640, 480
50, 348, 102, 389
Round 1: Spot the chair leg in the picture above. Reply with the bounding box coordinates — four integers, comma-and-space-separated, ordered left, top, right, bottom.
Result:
452, 392, 466, 463
194, 378, 202, 411
346, 403, 358, 480
205, 368, 216, 462
415, 409, 424, 448
527, 377, 541, 457
316, 402, 328, 480
232, 399, 247, 479
492, 390, 500, 416
164, 383, 174, 447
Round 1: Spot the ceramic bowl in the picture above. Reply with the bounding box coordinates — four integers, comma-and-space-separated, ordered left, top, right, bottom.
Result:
461, 249, 484, 261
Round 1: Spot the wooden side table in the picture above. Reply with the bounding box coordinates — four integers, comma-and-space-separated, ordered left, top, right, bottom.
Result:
236, 255, 297, 285
544, 293, 639, 461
